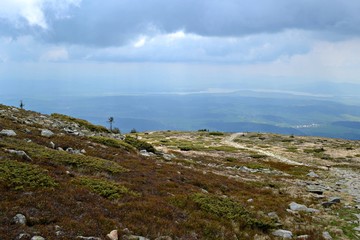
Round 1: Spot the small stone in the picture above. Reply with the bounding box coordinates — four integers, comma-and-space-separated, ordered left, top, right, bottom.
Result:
162, 154, 175, 161
322, 231, 332, 240
15, 233, 31, 240
41, 129, 54, 137
307, 187, 323, 195
107, 230, 118, 240
127, 236, 150, 240
6, 149, 32, 161
296, 235, 309, 239
289, 202, 308, 211
81, 149, 86, 154
31, 236, 45, 240
354, 226, 360, 232
247, 198, 254, 203
272, 229, 293, 239
0, 129, 16, 136
49, 141, 56, 149
140, 150, 151, 157
328, 197, 341, 203
307, 171, 319, 178
155, 237, 172, 240
13, 213, 26, 225
322, 202, 333, 208
268, 212, 279, 220
77, 236, 102, 240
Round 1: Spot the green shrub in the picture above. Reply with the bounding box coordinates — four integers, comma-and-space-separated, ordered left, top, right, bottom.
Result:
74, 176, 137, 200
125, 136, 156, 153
249, 154, 267, 159
2, 138, 128, 174
0, 160, 57, 190
51, 113, 109, 133
303, 148, 325, 154
191, 193, 273, 230
209, 132, 224, 136
90, 136, 136, 152
179, 145, 193, 151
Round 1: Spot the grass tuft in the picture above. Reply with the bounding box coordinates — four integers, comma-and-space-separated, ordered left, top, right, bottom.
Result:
74, 176, 138, 200
90, 136, 136, 152
0, 160, 57, 190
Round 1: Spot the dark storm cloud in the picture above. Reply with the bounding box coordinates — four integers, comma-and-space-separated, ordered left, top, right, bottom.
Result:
42, 0, 360, 46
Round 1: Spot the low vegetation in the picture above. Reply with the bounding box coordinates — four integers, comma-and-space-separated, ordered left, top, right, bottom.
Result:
0, 106, 359, 239
51, 113, 110, 133
124, 136, 156, 153
0, 160, 57, 190
89, 136, 136, 152
74, 176, 138, 199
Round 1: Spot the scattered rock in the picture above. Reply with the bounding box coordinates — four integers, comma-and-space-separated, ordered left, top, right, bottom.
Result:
66, 148, 81, 154
41, 129, 54, 137
125, 236, 150, 240
322, 197, 341, 208
268, 212, 280, 221
55, 225, 64, 236
322, 231, 332, 240
289, 202, 308, 211
13, 213, 26, 225
81, 149, 87, 154
15, 233, 31, 240
77, 236, 102, 240
140, 150, 151, 157
6, 149, 32, 161
289, 202, 319, 213
354, 226, 360, 232
0, 129, 16, 136
107, 230, 118, 240
49, 141, 56, 149
272, 229, 292, 239
328, 197, 341, 203
154, 236, 172, 240
307, 186, 324, 195
307, 171, 319, 178
296, 235, 309, 239
247, 198, 254, 203
31, 236, 45, 240
162, 153, 175, 161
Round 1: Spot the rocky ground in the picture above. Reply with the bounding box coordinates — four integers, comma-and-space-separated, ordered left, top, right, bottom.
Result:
0, 104, 360, 239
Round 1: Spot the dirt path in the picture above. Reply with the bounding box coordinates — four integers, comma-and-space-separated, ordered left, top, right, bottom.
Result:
332, 168, 360, 204
224, 133, 360, 205
223, 133, 305, 166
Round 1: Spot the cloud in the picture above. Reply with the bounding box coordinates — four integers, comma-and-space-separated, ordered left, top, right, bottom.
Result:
0, 0, 80, 29
83, 30, 312, 64
40, 47, 69, 61
42, 0, 360, 47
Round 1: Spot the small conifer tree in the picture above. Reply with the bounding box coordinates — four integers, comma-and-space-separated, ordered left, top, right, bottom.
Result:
20, 100, 25, 110
108, 117, 114, 131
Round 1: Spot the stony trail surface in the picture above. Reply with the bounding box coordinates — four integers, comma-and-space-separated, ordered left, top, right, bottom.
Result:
223, 133, 304, 166
332, 168, 360, 204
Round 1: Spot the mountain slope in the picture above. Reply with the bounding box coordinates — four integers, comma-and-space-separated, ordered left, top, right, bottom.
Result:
0, 104, 359, 240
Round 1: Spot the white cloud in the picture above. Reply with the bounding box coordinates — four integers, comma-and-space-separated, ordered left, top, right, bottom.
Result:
133, 37, 147, 48
40, 47, 69, 61
0, 0, 81, 29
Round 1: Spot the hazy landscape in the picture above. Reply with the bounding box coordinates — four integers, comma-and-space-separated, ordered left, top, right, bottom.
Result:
1, 1, 360, 239
2, 80, 360, 139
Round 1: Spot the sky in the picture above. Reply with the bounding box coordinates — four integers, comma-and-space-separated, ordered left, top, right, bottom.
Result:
1, 0, 360, 97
